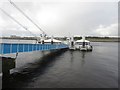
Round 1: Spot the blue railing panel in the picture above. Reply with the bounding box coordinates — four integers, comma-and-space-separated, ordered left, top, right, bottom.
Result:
3, 44, 11, 54
48, 45, 50, 49
29, 44, 32, 51
37, 44, 39, 50
41, 44, 44, 50
24, 44, 28, 52
12, 44, 18, 53
18, 44, 23, 52
39, 44, 42, 50
33, 44, 36, 51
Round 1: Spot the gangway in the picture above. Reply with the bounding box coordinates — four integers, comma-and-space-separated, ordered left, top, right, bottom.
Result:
0, 43, 68, 54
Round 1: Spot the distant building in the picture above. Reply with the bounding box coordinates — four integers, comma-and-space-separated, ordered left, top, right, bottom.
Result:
10, 35, 21, 38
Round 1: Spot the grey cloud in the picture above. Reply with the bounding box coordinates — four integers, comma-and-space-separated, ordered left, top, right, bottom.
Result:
0, 1, 118, 37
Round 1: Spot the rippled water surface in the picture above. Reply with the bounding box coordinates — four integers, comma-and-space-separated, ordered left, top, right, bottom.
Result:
2, 42, 118, 88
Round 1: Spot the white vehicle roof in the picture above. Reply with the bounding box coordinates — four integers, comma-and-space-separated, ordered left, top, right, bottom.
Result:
44, 39, 62, 43
76, 39, 90, 42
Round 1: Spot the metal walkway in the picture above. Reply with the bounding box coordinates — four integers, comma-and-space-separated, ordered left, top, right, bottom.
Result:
0, 43, 68, 54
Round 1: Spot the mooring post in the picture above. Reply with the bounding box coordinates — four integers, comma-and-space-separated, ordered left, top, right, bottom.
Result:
2, 57, 15, 77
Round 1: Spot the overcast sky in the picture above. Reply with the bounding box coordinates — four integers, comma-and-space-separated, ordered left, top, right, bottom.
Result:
0, 0, 119, 37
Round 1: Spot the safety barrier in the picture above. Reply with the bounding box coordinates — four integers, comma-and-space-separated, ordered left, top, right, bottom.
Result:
0, 43, 68, 54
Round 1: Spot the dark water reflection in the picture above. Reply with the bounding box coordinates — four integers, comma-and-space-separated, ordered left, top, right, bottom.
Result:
3, 42, 118, 88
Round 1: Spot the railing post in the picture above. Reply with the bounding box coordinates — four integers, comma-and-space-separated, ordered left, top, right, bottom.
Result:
32, 44, 33, 51
39, 44, 40, 51
10, 44, 12, 53
17, 44, 19, 53
23, 44, 24, 52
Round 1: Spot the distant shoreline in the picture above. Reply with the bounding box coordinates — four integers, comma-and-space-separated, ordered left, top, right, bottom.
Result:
86, 38, 119, 42
0, 37, 120, 42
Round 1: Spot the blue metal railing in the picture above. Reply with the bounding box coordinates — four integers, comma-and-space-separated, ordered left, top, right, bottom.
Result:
0, 43, 68, 54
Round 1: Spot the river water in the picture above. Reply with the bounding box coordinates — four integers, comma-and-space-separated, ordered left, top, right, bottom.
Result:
1, 42, 118, 88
